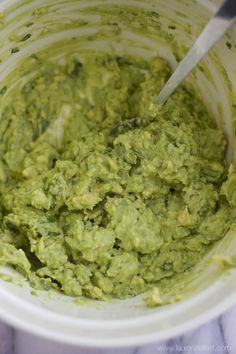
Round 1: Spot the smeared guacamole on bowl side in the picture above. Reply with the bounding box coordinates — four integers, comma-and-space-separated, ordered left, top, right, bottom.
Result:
0, 52, 235, 305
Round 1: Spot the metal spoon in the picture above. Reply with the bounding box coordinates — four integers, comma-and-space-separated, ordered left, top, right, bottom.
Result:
156, 0, 236, 105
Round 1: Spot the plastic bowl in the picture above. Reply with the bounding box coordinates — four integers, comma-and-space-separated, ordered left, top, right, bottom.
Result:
0, 0, 235, 348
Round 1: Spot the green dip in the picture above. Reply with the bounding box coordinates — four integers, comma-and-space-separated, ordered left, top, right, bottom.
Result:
0, 50, 235, 305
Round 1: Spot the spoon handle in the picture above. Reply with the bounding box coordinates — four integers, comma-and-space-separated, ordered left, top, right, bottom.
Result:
155, 0, 236, 105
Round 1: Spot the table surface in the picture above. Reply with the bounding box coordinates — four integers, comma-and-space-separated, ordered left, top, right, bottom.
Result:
0, 305, 235, 354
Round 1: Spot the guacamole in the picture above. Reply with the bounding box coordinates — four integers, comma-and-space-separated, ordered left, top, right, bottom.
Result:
0, 51, 235, 304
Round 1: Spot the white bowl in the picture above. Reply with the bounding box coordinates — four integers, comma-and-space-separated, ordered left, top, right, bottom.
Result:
0, 0, 236, 347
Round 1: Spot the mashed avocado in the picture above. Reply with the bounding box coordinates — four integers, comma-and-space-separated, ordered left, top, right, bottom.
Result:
0, 51, 235, 304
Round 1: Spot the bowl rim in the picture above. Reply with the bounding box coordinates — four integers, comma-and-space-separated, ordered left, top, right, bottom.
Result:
0, 273, 235, 347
